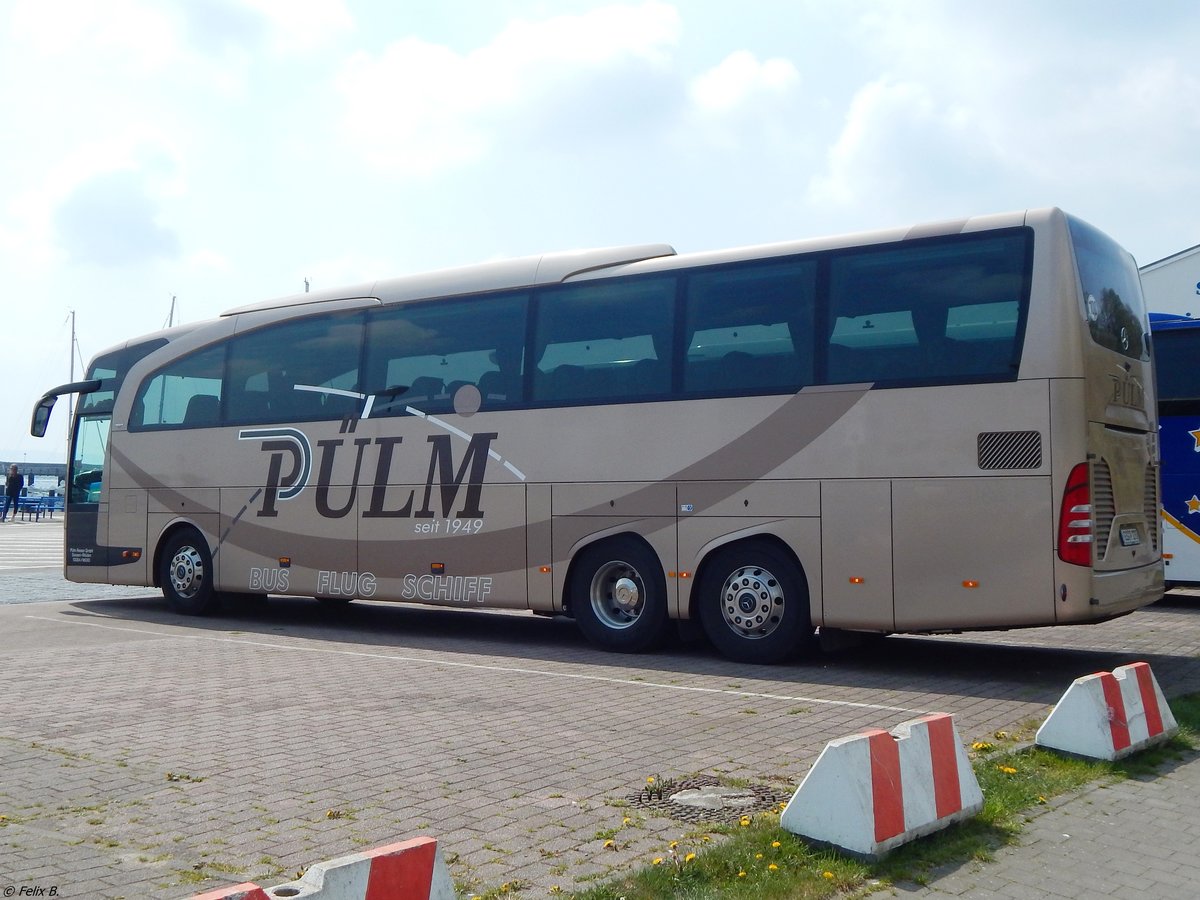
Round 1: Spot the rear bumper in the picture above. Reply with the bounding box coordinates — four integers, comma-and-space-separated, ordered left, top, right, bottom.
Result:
1068, 561, 1164, 622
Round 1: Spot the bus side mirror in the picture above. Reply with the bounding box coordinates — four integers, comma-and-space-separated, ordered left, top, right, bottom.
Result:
31, 395, 56, 438
29, 379, 103, 438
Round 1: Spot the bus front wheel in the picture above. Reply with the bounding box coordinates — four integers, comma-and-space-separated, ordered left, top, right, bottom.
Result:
698, 542, 814, 664
160, 528, 221, 616
570, 537, 669, 653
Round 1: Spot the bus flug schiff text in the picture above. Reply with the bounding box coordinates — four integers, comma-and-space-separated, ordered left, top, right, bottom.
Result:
31, 207, 1163, 663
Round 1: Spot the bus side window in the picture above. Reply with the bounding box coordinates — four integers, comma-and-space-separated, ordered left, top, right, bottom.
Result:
825, 234, 1027, 385
225, 312, 365, 424
364, 293, 529, 415
683, 258, 816, 395
131, 344, 224, 430
532, 277, 674, 405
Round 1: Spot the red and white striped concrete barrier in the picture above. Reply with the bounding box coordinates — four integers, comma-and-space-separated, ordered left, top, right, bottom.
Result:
780, 713, 983, 860
191, 887, 270, 900
1035, 661, 1178, 761
187, 836, 454, 900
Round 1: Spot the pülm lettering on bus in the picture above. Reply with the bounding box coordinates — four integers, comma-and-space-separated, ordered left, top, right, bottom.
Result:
254, 431, 498, 521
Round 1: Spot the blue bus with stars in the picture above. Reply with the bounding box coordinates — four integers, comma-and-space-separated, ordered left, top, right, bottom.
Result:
1152, 312, 1200, 586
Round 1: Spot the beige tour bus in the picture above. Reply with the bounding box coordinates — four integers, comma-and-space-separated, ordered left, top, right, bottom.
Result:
32, 208, 1163, 663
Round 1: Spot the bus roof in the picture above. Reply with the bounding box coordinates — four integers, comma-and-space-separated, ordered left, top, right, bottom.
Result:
222, 209, 1042, 317
1149, 312, 1200, 331
222, 243, 677, 316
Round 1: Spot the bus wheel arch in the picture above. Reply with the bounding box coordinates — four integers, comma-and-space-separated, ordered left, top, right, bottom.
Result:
566, 533, 670, 653
694, 536, 815, 664
156, 524, 222, 616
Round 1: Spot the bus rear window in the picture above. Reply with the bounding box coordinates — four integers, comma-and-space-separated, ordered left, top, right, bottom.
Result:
1069, 215, 1149, 361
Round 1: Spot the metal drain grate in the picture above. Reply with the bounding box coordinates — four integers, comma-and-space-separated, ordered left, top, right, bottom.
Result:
624, 774, 790, 825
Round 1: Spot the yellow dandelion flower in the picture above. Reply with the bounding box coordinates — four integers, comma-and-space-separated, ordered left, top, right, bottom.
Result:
685, 852, 696, 863
998, 765, 1018, 775
738, 870, 747, 878
755, 853, 764, 860
623, 817, 631, 825
823, 871, 835, 879
646, 776, 655, 784
653, 857, 664, 865
739, 815, 752, 826
771, 840, 781, 848
603, 839, 615, 849
768, 863, 779, 871
1037, 795, 1047, 804
669, 840, 679, 849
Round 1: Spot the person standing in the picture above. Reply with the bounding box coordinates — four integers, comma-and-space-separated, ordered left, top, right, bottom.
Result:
1, 464, 23, 522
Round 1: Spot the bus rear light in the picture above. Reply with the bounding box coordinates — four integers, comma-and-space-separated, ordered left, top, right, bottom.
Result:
962, 580, 979, 589
121, 549, 141, 560
1058, 462, 1094, 567
849, 576, 864, 584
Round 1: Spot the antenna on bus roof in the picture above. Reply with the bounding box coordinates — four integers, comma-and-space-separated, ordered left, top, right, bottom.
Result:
304, 277, 310, 293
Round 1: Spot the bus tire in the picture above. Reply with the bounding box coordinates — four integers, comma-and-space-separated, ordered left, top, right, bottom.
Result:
698, 542, 814, 664
570, 537, 669, 653
160, 528, 221, 616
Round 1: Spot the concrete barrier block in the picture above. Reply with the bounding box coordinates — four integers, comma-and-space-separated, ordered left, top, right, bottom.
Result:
187, 836, 454, 900
190, 886, 271, 900
780, 712, 982, 860
1035, 661, 1178, 761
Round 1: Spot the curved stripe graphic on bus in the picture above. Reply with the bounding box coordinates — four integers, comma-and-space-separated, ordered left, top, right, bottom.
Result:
108, 383, 872, 582
1160, 417, 1200, 544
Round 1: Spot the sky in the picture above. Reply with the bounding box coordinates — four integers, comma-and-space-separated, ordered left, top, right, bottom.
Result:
2, 0, 1198, 464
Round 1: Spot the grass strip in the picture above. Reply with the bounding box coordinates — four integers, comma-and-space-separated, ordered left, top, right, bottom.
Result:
547, 693, 1200, 900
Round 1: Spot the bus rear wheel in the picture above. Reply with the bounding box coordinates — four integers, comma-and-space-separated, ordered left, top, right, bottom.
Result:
570, 537, 669, 653
698, 542, 814, 664
160, 528, 221, 616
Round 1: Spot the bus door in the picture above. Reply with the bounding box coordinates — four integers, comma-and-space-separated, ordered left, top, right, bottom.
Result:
64, 412, 113, 582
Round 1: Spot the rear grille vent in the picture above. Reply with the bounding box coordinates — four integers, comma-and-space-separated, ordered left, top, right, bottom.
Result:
1145, 464, 1160, 552
977, 431, 1043, 470
1092, 459, 1115, 560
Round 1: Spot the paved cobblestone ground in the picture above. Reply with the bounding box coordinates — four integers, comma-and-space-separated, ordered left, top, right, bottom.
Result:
2, 519, 1199, 899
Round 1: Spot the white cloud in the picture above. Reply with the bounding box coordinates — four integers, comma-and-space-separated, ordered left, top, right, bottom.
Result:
11, 0, 180, 72
689, 50, 799, 114
335, 2, 681, 176
3, 129, 185, 271
806, 77, 986, 215
236, 0, 353, 53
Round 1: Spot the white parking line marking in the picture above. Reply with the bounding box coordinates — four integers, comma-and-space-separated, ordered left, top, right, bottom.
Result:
26, 613, 926, 715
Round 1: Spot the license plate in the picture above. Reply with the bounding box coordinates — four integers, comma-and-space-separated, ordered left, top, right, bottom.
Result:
1119, 526, 1141, 547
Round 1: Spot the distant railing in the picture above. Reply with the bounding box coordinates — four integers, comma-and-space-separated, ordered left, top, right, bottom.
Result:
14, 495, 64, 522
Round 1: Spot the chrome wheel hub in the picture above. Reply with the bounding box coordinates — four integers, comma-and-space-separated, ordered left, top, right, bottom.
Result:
169, 546, 205, 600
590, 561, 644, 630
720, 565, 784, 639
